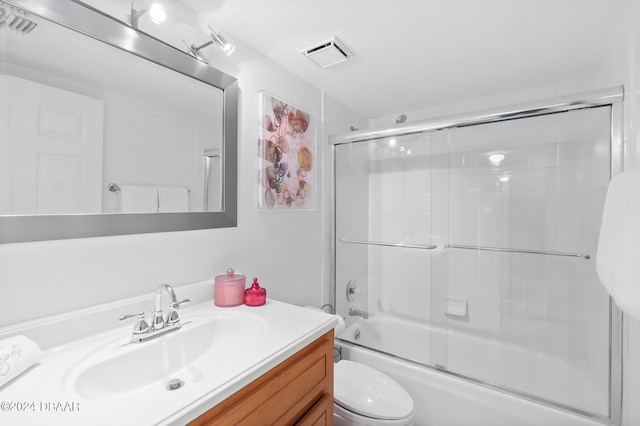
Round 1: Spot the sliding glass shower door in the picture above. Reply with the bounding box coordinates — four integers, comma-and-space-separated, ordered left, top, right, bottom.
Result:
334, 104, 615, 418
334, 131, 444, 366
442, 107, 611, 416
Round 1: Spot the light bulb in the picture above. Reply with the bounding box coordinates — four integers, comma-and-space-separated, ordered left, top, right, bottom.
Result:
149, 3, 166, 24
221, 42, 236, 56
489, 153, 505, 165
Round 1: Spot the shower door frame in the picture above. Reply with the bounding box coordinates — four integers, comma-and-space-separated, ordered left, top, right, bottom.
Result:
329, 86, 624, 425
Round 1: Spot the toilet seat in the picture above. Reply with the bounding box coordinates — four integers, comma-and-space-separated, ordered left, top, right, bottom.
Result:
334, 360, 414, 422
334, 403, 415, 426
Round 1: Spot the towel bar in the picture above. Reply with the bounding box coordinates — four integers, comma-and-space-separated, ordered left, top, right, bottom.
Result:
339, 238, 437, 250
107, 183, 190, 193
444, 244, 591, 260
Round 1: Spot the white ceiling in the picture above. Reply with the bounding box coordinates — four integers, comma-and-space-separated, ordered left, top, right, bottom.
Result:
184, 0, 631, 119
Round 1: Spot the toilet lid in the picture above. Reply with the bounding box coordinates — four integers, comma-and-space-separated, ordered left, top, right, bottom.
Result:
334, 360, 414, 420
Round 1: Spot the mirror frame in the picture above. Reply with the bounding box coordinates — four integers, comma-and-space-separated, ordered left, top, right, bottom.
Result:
0, 0, 238, 243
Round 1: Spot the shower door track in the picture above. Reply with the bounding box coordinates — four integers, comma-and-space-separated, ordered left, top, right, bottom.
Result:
329, 86, 623, 145
330, 86, 624, 425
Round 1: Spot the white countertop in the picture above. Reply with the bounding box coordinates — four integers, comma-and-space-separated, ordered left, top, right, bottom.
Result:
0, 284, 336, 425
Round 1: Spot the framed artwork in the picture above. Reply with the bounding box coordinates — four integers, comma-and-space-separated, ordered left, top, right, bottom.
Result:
258, 91, 316, 209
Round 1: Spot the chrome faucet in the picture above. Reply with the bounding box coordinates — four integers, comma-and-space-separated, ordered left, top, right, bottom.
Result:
119, 284, 190, 343
153, 284, 179, 330
349, 307, 369, 319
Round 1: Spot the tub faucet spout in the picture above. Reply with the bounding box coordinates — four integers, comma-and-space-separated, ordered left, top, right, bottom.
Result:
349, 308, 369, 319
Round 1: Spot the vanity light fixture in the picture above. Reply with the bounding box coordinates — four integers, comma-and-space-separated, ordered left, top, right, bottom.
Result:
187, 25, 236, 63
210, 27, 236, 56
130, 1, 166, 28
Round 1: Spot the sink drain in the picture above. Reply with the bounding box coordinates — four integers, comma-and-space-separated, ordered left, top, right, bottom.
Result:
166, 378, 185, 391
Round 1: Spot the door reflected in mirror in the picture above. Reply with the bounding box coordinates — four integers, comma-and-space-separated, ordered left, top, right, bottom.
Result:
0, 4, 224, 215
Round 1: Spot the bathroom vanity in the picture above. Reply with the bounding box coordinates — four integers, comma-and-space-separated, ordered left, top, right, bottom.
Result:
0, 280, 337, 425
189, 330, 334, 425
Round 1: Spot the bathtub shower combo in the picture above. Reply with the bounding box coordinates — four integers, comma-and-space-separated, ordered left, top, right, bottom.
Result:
331, 88, 623, 425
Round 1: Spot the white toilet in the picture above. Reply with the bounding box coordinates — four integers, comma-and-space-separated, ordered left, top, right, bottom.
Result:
333, 360, 415, 426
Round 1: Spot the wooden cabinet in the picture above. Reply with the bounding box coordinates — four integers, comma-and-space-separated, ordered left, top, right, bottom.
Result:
189, 330, 334, 426
295, 393, 333, 426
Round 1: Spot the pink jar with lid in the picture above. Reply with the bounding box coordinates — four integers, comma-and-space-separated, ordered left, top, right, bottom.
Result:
214, 268, 246, 307
244, 278, 266, 306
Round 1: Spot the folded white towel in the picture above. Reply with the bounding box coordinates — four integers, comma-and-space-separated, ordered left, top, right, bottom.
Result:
597, 169, 640, 319
157, 186, 189, 213
119, 184, 158, 213
0, 336, 42, 388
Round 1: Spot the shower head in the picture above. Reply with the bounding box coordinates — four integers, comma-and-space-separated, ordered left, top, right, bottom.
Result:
0, 2, 38, 35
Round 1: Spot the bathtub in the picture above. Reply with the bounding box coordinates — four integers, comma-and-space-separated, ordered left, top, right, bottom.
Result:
337, 315, 607, 425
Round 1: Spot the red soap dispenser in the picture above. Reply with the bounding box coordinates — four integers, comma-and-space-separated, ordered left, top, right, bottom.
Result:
244, 278, 266, 306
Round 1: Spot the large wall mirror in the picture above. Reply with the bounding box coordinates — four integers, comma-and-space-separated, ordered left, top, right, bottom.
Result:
0, 0, 238, 243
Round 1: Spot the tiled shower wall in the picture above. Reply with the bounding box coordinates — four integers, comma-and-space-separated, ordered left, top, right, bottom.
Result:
368, 135, 434, 326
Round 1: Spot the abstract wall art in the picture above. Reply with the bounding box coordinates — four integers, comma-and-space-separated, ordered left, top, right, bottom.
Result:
258, 91, 316, 210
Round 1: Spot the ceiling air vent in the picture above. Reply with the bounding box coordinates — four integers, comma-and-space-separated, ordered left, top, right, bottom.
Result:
301, 37, 353, 68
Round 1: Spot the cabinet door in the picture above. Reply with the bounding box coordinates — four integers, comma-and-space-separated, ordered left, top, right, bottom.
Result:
189, 330, 334, 425
296, 393, 333, 426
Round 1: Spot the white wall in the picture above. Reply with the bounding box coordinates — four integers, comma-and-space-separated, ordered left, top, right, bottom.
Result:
593, 1, 640, 424
0, 3, 367, 326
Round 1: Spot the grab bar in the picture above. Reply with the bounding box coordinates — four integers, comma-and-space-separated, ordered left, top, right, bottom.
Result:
107, 183, 190, 193
339, 238, 437, 250
444, 244, 591, 260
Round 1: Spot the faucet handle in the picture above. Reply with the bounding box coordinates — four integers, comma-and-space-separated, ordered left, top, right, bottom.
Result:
119, 312, 150, 334
166, 298, 190, 325
173, 298, 190, 308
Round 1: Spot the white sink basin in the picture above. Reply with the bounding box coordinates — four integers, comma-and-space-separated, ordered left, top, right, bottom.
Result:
68, 310, 267, 400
